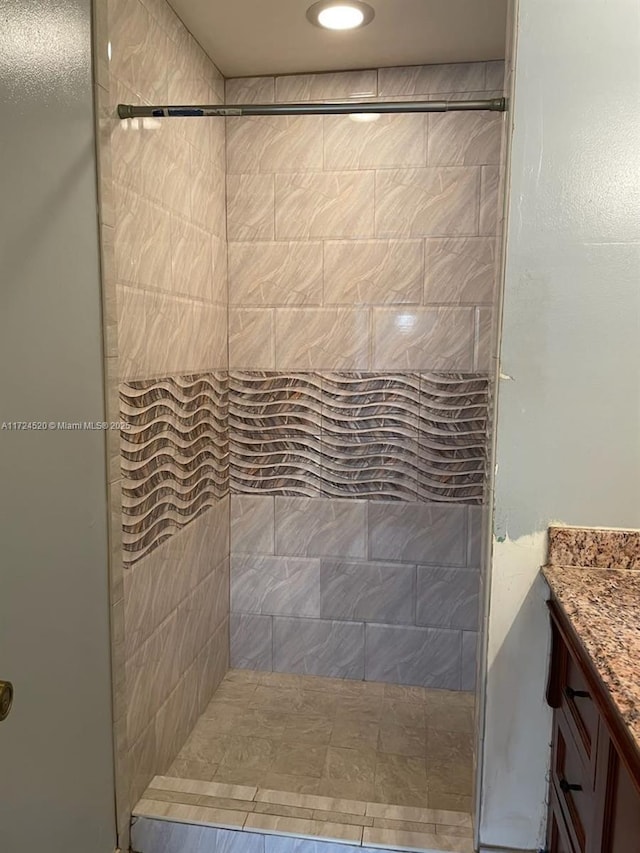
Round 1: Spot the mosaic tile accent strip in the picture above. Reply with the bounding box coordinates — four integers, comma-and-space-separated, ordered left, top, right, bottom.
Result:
548, 525, 640, 569
120, 373, 229, 566
229, 372, 488, 503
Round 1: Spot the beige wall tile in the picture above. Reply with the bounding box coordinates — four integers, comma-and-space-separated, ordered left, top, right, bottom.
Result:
424, 237, 496, 304
324, 239, 423, 305
372, 307, 475, 370
170, 216, 213, 300
428, 112, 503, 166
484, 60, 505, 91
275, 308, 370, 370
229, 308, 275, 369
226, 76, 276, 104
276, 172, 375, 240
479, 165, 501, 235
229, 241, 323, 306
375, 167, 480, 237
227, 174, 275, 241
227, 116, 323, 173
275, 70, 377, 102
474, 306, 494, 372
114, 185, 172, 290
378, 63, 486, 96
324, 114, 426, 170
109, 0, 168, 102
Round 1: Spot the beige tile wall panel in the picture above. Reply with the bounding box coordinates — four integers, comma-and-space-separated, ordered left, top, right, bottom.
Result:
229, 242, 323, 306
227, 174, 276, 241
372, 307, 475, 371
227, 116, 324, 174
323, 239, 423, 305
275, 70, 378, 102
275, 308, 370, 371
323, 115, 426, 171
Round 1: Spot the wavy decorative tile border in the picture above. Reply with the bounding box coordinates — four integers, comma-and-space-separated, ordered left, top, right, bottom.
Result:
120, 370, 489, 563
229, 371, 488, 502
120, 373, 229, 567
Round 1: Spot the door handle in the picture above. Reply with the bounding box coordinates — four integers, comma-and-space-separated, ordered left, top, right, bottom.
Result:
0, 680, 14, 721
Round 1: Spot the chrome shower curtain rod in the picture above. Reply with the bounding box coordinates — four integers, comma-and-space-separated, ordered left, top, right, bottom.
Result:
117, 97, 506, 119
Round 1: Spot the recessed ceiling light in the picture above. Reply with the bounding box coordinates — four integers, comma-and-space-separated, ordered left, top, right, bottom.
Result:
306, 1, 375, 31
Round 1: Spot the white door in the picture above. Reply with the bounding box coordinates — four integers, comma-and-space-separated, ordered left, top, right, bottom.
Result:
0, 2, 117, 851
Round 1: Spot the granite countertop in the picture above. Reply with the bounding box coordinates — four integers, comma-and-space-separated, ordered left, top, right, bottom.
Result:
543, 564, 640, 754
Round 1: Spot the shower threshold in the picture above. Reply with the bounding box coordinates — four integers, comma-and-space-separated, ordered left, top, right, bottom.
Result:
133, 669, 475, 852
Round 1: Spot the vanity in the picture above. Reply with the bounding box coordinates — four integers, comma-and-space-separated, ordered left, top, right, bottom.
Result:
543, 528, 640, 853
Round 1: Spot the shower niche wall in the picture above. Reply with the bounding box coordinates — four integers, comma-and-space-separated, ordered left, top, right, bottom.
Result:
95, 0, 506, 845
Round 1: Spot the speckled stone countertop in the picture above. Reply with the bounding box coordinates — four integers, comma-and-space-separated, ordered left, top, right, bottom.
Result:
543, 564, 640, 753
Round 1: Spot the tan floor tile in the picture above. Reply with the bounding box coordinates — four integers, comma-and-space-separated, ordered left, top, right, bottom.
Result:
256, 787, 368, 815
436, 823, 474, 838
381, 700, 426, 728
424, 703, 474, 733
209, 681, 259, 704
213, 766, 269, 788
281, 713, 333, 745
259, 671, 306, 689
270, 742, 328, 778
373, 817, 437, 833
224, 669, 263, 683
366, 801, 471, 828
331, 717, 379, 749
260, 772, 321, 794
374, 754, 429, 808
335, 696, 383, 724
250, 685, 304, 713
175, 725, 231, 765
166, 758, 218, 781
313, 809, 373, 826
426, 790, 473, 813
254, 801, 315, 819
218, 735, 278, 774
383, 684, 430, 704
245, 812, 363, 843
378, 723, 427, 757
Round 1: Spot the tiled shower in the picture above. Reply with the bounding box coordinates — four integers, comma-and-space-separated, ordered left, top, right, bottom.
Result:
95, 0, 505, 844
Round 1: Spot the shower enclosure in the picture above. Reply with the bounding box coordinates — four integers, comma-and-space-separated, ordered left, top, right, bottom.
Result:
94, 0, 507, 848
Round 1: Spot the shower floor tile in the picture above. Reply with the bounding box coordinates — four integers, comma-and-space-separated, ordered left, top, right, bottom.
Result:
134, 673, 476, 851
167, 670, 475, 811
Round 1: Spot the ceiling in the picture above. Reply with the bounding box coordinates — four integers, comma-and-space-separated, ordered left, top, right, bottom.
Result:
168, 0, 508, 78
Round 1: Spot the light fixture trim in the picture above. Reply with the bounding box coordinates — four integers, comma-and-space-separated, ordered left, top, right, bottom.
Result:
307, 1, 375, 30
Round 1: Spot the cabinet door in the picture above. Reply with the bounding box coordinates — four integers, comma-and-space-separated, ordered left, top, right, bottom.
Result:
549, 784, 578, 853
593, 727, 640, 853
603, 750, 640, 853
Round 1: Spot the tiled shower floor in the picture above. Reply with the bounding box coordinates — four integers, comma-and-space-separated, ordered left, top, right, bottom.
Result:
135, 669, 475, 851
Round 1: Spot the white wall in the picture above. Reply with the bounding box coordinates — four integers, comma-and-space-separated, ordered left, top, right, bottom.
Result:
480, 0, 640, 849
0, 2, 116, 851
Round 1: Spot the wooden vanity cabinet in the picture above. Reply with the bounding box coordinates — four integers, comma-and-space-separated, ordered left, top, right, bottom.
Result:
546, 600, 640, 853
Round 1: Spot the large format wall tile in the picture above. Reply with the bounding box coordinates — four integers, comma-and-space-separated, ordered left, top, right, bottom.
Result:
231, 554, 321, 617
227, 174, 275, 241
230, 495, 275, 555
320, 560, 415, 624
274, 497, 367, 558
323, 114, 425, 170
368, 502, 468, 565
428, 113, 502, 166
229, 242, 323, 306
275, 70, 377, 102
226, 75, 275, 104
375, 168, 480, 237
416, 567, 480, 630
372, 307, 475, 370
230, 613, 273, 671
323, 239, 423, 305
227, 116, 324, 174
424, 237, 496, 304
229, 309, 276, 369
275, 172, 375, 240
378, 63, 487, 96
273, 617, 365, 679
275, 308, 370, 370
365, 624, 462, 689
